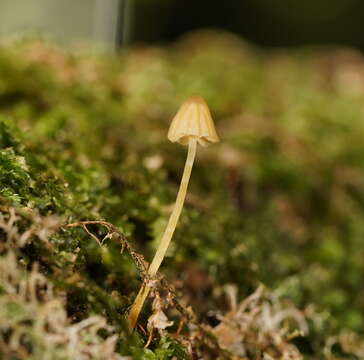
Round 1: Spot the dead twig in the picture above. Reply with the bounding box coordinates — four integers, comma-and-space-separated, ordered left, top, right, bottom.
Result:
63, 220, 229, 358
82, 224, 102, 247
64, 221, 149, 278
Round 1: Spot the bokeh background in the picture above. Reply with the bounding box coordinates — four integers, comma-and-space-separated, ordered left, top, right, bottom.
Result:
2, 0, 364, 50
2, 1, 364, 359
133, 0, 364, 49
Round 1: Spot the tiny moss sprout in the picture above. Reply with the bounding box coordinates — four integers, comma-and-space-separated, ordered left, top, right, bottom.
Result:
128, 96, 220, 330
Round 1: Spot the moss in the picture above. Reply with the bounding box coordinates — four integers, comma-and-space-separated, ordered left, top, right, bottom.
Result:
1, 32, 364, 358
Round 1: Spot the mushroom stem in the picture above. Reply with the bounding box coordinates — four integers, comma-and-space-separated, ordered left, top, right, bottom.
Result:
128, 137, 197, 331
149, 137, 197, 276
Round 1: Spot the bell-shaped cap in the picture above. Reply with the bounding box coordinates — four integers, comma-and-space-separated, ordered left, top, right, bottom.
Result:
168, 96, 220, 146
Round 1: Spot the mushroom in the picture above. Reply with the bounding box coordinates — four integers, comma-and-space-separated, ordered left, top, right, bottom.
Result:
128, 96, 220, 330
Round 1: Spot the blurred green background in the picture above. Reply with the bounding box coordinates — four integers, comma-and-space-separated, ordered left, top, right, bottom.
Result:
0, 0, 127, 50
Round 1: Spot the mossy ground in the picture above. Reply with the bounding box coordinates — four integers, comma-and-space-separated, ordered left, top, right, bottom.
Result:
1, 31, 364, 359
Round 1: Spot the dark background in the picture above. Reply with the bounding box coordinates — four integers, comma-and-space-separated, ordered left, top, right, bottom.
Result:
131, 0, 364, 49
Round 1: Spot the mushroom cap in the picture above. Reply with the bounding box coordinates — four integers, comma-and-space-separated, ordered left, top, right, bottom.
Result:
168, 96, 220, 146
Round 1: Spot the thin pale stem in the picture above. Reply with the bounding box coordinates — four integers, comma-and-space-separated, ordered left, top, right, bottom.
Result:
128, 137, 197, 331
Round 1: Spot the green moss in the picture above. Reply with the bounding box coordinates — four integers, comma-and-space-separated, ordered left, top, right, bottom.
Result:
1, 32, 364, 358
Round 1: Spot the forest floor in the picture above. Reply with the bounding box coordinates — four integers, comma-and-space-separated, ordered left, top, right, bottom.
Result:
1, 30, 364, 359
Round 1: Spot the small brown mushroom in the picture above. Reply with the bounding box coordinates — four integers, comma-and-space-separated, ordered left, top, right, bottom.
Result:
128, 96, 220, 331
